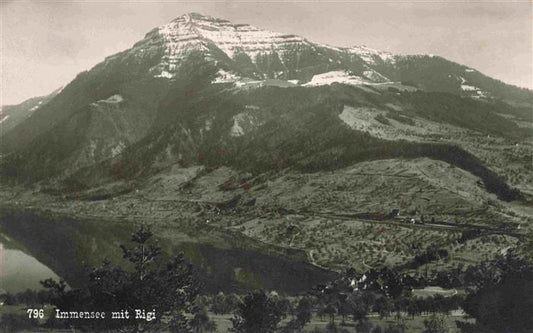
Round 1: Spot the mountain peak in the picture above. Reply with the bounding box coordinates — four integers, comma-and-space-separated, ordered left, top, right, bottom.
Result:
124, 12, 404, 83
168, 12, 227, 24
141, 12, 308, 78
179, 12, 205, 19
124, 13, 404, 83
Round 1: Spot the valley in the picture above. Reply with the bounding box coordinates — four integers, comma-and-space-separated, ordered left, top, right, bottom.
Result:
0, 11, 532, 332
0, 152, 528, 292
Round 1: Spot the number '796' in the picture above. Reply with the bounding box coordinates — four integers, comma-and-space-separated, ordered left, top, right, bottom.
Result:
27, 308, 44, 319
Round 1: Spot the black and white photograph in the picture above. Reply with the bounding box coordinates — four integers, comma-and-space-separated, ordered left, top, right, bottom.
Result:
0, 1, 532, 332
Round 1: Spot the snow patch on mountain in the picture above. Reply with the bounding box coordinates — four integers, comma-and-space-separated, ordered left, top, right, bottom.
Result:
156, 15, 209, 72
111, 142, 126, 158
30, 101, 43, 112
316, 43, 342, 52
92, 95, 124, 106
458, 76, 487, 97
0, 115, 10, 124
339, 106, 380, 134
136, 13, 406, 82
230, 109, 265, 136
230, 116, 245, 137
347, 46, 396, 64
461, 84, 478, 91
155, 13, 308, 75
213, 69, 240, 83
87, 140, 97, 160
363, 69, 390, 83
195, 20, 306, 59
155, 70, 174, 79
304, 71, 363, 86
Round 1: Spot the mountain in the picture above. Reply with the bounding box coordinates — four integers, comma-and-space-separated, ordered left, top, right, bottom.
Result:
1, 13, 531, 181
1, 12, 532, 294
0, 87, 62, 137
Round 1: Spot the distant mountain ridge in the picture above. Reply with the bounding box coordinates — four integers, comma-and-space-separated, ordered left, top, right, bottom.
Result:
0, 87, 62, 137
0, 13, 531, 197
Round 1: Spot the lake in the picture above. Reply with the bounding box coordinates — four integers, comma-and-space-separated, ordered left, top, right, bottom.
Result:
0, 241, 60, 294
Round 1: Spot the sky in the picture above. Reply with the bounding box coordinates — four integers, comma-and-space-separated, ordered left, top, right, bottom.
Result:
1, 0, 532, 105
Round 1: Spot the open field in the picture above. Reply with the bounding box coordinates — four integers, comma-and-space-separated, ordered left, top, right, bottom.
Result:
236, 214, 517, 272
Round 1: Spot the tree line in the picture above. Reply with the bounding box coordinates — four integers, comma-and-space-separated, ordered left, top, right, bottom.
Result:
2, 226, 532, 333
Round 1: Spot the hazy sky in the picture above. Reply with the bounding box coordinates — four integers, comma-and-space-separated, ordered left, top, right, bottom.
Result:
1, 0, 532, 105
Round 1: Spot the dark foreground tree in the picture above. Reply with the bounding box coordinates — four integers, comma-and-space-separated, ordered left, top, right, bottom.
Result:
230, 290, 284, 333
461, 252, 533, 333
42, 225, 198, 332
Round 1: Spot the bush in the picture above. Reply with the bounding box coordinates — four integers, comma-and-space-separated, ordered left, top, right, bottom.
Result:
230, 290, 284, 333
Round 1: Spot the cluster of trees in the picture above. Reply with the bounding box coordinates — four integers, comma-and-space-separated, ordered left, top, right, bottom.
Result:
460, 251, 533, 332
5, 226, 532, 333
456, 229, 483, 244
293, 130, 522, 202
226, 252, 532, 332
405, 246, 449, 270
193, 243, 532, 333
3, 226, 320, 333
38, 226, 197, 332
397, 295, 464, 319
396, 90, 529, 139
187, 290, 314, 333
208, 292, 241, 315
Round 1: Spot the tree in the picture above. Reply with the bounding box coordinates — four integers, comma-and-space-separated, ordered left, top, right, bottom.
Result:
462, 252, 533, 333
190, 306, 216, 333
376, 268, 413, 320
295, 297, 313, 327
284, 296, 313, 331
230, 290, 284, 333
323, 303, 338, 326
384, 318, 406, 333
371, 326, 383, 333
377, 268, 412, 300
373, 297, 393, 319
204, 320, 217, 333
422, 314, 447, 333
211, 292, 241, 315
210, 292, 228, 315
356, 318, 374, 333
346, 292, 370, 323
277, 297, 293, 319
316, 302, 326, 321
42, 225, 197, 332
